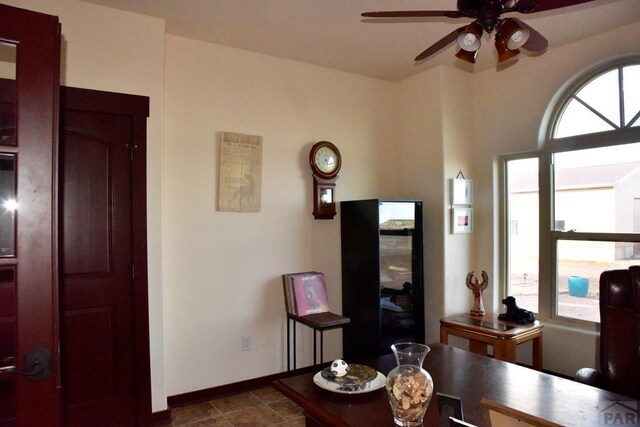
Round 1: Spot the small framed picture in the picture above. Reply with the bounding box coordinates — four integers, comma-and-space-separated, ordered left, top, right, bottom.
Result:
451, 178, 473, 206
451, 207, 473, 234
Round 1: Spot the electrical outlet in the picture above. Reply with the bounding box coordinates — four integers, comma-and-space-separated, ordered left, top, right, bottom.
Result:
242, 336, 251, 351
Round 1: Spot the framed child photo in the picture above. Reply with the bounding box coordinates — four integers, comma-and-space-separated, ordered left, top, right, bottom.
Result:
451, 178, 473, 206
451, 207, 473, 234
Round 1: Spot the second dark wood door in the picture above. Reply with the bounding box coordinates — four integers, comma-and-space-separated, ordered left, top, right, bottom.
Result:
60, 109, 137, 426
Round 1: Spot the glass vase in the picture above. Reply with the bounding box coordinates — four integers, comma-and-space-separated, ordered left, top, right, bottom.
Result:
386, 343, 434, 426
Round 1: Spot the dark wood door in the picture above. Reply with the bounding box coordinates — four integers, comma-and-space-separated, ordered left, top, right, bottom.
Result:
60, 109, 135, 425
59, 86, 151, 426
0, 4, 61, 426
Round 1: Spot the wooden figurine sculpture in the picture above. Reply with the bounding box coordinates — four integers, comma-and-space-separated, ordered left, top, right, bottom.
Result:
466, 271, 489, 316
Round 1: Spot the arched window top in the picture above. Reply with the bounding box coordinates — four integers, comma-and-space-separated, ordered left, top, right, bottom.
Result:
535, 58, 640, 323
552, 63, 640, 139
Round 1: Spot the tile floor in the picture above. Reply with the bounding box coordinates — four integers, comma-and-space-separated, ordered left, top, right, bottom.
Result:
160, 386, 306, 427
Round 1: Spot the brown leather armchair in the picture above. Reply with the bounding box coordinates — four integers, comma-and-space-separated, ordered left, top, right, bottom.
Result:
574, 265, 640, 398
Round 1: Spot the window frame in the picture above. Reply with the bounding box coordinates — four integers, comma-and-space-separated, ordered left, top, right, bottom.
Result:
500, 153, 540, 316
502, 56, 640, 327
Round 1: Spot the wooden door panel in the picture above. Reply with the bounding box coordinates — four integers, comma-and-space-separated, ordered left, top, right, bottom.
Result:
62, 134, 111, 275
63, 307, 116, 403
0, 80, 16, 146
61, 109, 136, 426
0, 268, 16, 412
0, 381, 15, 425
0, 268, 15, 317
0, 4, 61, 426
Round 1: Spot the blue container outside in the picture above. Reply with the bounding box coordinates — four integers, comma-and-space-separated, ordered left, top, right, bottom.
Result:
568, 276, 589, 297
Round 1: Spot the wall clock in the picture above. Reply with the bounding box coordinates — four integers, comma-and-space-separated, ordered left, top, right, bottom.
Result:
309, 141, 341, 219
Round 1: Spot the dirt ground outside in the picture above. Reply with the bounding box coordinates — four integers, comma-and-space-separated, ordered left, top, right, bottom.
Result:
509, 259, 639, 322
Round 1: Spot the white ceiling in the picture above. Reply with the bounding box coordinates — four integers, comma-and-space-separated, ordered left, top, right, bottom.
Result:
81, 0, 640, 82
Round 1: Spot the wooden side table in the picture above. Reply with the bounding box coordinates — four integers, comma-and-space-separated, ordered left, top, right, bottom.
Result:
440, 313, 543, 370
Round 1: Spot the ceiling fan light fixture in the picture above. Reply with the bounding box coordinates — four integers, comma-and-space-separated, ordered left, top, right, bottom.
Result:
362, 0, 566, 67
455, 48, 478, 64
456, 21, 483, 52
495, 35, 520, 63
499, 18, 530, 50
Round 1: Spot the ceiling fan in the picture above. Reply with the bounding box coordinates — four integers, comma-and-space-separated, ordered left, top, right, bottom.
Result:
362, 0, 596, 64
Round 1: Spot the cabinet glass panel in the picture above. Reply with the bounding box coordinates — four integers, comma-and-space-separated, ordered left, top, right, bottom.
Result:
379, 202, 417, 344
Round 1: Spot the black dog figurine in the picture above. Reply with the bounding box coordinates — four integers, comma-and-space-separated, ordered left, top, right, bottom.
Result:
498, 296, 535, 324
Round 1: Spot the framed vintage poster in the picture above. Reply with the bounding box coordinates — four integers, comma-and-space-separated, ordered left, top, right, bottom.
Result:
451, 207, 473, 234
451, 178, 473, 205
218, 131, 262, 212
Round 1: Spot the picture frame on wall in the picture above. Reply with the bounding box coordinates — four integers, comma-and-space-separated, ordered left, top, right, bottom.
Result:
451, 178, 473, 205
451, 207, 473, 234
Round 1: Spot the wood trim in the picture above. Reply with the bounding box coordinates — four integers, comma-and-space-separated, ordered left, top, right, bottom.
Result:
131, 114, 152, 425
168, 365, 320, 408
60, 85, 149, 117
148, 409, 172, 426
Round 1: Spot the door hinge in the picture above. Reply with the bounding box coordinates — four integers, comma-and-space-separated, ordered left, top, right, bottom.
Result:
126, 144, 138, 161
131, 264, 135, 280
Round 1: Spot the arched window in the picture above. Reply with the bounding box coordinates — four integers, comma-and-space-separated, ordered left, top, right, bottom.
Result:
504, 58, 640, 324
553, 64, 640, 138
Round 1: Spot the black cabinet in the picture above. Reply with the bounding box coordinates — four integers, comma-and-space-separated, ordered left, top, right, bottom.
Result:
340, 199, 424, 361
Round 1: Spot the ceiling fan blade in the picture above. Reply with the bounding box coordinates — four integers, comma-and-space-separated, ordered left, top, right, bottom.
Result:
415, 26, 467, 62
511, 17, 548, 52
514, 0, 596, 13
362, 10, 464, 19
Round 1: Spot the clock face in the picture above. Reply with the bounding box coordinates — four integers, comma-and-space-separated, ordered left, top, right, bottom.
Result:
314, 146, 338, 174
309, 140, 341, 179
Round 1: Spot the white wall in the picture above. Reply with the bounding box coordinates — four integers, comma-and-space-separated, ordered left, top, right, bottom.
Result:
441, 70, 478, 322
390, 67, 447, 344
388, 67, 479, 345
6, 0, 168, 412
163, 35, 395, 395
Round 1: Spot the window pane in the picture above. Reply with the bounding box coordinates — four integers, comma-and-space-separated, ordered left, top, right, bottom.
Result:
507, 158, 539, 313
553, 143, 640, 233
554, 98, 615, 138
575, 69, 620, 127
556, 240, 639, 322
623, 65, 640, 127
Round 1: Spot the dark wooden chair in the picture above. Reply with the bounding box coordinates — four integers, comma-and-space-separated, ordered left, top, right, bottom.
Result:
286, 312, 350, 370
481, 398, 562, 426
574, 265, 640, 399
282, 272, 350, 371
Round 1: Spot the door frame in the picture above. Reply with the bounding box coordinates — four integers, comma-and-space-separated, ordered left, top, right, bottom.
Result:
60, 86, 152, 424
